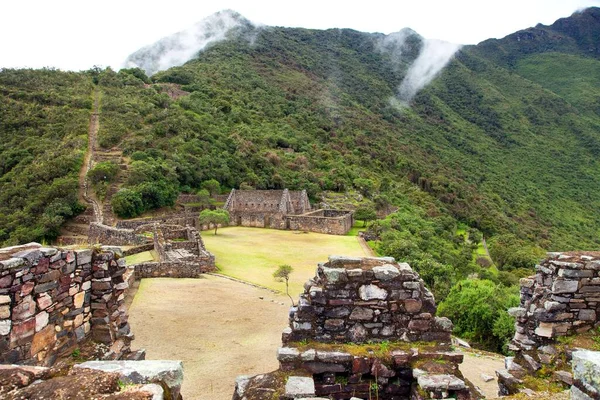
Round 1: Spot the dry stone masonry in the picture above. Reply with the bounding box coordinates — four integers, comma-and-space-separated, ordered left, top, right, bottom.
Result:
0, 243, 133, 365
234, 256, 479, 400
497, 252, 600, 396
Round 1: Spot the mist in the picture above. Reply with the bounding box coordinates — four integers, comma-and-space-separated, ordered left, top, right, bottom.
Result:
397, 39, 461, 104
124, 10, 255, 76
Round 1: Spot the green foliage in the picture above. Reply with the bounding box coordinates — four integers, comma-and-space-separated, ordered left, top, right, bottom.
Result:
111, 188, 144, 218
88, 161, 119, 184
201, 179, 221, 196
488, 234, 545, 270
438, 279, 520, 353
273, 264, 295, 305
354, 205, 377, 227
198, 209, 230, 234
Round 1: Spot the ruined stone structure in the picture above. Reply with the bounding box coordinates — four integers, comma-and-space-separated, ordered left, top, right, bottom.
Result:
88, 222, 149, 246
0, 243, 133, 365
234, 256, 478, 400
497, 252, 600, 396
225, 189, 354, 234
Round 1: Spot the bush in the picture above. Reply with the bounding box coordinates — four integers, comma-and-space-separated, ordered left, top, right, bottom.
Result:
111, 189, 144, 218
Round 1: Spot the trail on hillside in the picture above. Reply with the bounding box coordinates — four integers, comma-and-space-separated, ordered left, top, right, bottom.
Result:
81, 90, 103, 224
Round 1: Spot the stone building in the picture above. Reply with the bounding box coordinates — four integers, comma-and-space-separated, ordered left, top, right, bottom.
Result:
224, 188, 354, 235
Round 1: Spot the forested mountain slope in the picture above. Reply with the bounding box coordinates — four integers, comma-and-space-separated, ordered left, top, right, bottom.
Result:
1, 7, 599, 253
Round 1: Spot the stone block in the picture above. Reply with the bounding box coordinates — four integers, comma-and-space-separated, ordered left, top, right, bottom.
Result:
349, 307, 373, 320
552, 279, 579, 294
320, 267, 347, 284
579, 309, 596, 321
324, 319, 345, 331
572, 351, 600, 399
408, 319, 430, 331
31, 324, 56, 355
36, 293, 53, 310
35, 311, 49, 332
372, 265, 400, 281
75, 249, 93, 266
558, 269, 593, 278
316, 351, 352, 363
75, 360, 184, 400
74, 291, 85, 309
12, 295, 35, 321
0, 319, 11, 335
358, 284, 387, 300
285, 376, 315, 398
404, 299, 422, 313
0, 258, 26, 271
277, 347, 300, 362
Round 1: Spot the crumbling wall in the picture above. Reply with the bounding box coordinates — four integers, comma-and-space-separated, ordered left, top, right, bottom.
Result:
134, 261, 214, 278
234, 256, 477, 400
88, 223, 147, 246
0, 244, 131, 366
116, 213, 199, 230
284, 256, 452, 344
285, 209, 353, 235
497, 252, 600, 395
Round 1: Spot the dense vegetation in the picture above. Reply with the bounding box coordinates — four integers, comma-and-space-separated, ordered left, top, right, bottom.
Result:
1, 7, 599, 351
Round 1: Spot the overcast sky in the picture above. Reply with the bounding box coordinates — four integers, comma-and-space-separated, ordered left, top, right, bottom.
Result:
1, 0, 598, 71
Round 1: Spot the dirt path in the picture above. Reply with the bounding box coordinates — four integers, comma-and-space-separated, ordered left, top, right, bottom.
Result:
80, 90, 103, 224
459, 351, 505, 399
127, 276, 290, 400
358, 235, 375, 257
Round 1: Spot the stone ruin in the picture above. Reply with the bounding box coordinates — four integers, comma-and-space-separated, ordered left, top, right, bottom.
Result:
225, 189, 354, 235
0, 243, 184, 399
234, 256, 480, 400
497, 252, 600, 398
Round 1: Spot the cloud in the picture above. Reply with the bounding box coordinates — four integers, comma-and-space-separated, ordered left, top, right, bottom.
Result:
397, 39, 461, 103
124, 10, 255, 75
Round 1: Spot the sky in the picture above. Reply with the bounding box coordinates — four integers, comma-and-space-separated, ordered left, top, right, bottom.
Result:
1, 0, 599, 71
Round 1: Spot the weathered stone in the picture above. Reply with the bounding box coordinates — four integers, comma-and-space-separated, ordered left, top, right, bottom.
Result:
316, 351, 352, 363
358, 284, 387, 300
35, 311, 49, 332
303, 362, 346, 374
324, 307, 350, 318
0, 295, 11, 305
520, 278, 534, 288
415, 370, 466, 391
522, 354, 541, 371
347, 324, 367, 342
33, 281, 58, 294
559, 269, 593, 278
0, 319, 11, 335
75, 360, 184, 400
31, 325, 56, 355
404, 299, 422, 313
81, 281, 91, 291
75, 249, 93, 266
508, 307, 527, 318
301, 349, 316, 361
552, 279, 579, 293
346, 269, 363, 278
572, 351, 600, 399
579, 309, 596, 321
324, 319, 345, 331
553, 370, 573, 386
349, 307, 373, 321
285, 376, 315, 398
408, 319, 430, 331
0, 258, 26, 271
433, 317, 453, 332
36, 293, 52, 310
372, 264, 400, 281
73, 291, 85, 309
277, 347, 300, 362
320, 267, 346, 284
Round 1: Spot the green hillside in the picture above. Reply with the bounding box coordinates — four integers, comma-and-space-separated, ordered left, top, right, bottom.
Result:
2, 7, 600, 352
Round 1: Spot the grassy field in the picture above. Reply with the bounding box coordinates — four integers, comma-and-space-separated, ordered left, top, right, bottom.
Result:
202, 227, 368, 296
124, 250, 157, 265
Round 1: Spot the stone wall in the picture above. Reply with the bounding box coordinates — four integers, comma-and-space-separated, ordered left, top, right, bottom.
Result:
116, 213, 199, 230
88, 223, 147, 246
0, 244, 131, 366
284, 256, 452, 344
285, 209, 353, 235
234, 256, 477, 400
497, 252, 600, 395
134, 261, 214, 278
228, 211, 286, 229
511, 252, 600, 348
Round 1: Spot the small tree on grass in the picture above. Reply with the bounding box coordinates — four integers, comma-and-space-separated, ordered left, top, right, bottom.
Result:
198, 209, 229, 235
273, 264, 295, 306
354, 205, 377, 227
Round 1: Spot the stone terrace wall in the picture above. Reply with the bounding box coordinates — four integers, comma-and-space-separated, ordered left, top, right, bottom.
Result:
0, 244, 131, 366
134, 261, 213, 278
88, 223, 147, 246
116, 213, 199, 230
511, 252, 600, 349
284, 256, 452, 344
286, 209, 353, 235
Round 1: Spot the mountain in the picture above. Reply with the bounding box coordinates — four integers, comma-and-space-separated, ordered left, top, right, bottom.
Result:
124, 10, 256, 76
1, 7, 600, 256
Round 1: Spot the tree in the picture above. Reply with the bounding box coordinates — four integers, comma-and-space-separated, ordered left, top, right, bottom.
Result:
198, 209, 230, 235
273, 264, 295, 306
438, 279, 519, 353
354, 205, 377, 227
111, 189, 144, 218
201, 179, 221, 196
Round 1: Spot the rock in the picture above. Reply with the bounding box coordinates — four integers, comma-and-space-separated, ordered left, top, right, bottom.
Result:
324, 319, 345, 331
404, 299, 422, 313
572, 350, 600, 399
452, 336, 471, 348
277, 347, 300, 362
234, 375, 251, 399
553, 370, 573, 386
0, 295, 10, 305
434, 316, 453, 332
496, 369, 522, 395
137, 383, 164, 400
372, 265, 400, 281
301, 349, 316, 361
349, 307, 373, 320
522, 354, 541, 371
358, 284, 388, 300
31, 325, 56, 355
75, 249, 93, 266
316, 351, 352, 363
552, 279, 579, 293
578, 309, 596, 321
534, 322, 554, 338
347, 324, 367, 342
481, 373, 494, 382
415, 371, 466, 391
285, 376, 315, 398
543, 301, 566, 312
35, 311, 49, 332
74, 291, 85, 309
75, 360, 184, 400
320, 267, 346, 284
0, 319, 11, 335
508, 307, 527, 317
